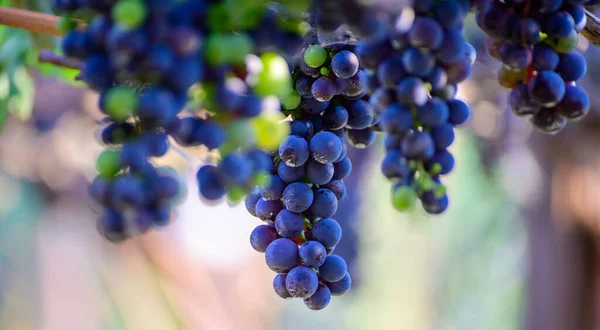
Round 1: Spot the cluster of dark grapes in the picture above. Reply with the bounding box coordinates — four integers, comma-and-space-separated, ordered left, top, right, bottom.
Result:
56, 0, 303, 238
244, 131, 351, 309
241, 42, 376, 309
477, 0, 591, 134
90, 124, 181, 242
57, 0, 206, 239
355, 3, 474, 214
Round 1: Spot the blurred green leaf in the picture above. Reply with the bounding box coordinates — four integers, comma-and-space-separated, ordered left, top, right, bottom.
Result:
0, 29, 32, 71
36, 59, 84, 86
10, 66, 34, 120
0, 66, 34, 121
0, 99, 8, 131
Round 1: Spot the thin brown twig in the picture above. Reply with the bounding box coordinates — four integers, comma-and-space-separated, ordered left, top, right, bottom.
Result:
583, 10, 600, 47
38, 49, 83, 70
0, 6, 84, 36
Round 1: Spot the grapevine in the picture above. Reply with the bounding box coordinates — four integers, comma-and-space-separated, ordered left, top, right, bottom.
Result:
2, 0, 600, 310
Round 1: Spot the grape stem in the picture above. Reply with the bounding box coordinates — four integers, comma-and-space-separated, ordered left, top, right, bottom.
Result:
0, 6, 84, 36
583, 10, 600, 47
38, 49, 82, 70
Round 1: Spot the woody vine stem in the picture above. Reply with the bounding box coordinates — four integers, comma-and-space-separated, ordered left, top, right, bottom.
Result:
1, 6, 600, 68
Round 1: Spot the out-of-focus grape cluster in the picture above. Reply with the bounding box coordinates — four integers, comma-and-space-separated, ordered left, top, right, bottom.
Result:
477, 0, 591, 134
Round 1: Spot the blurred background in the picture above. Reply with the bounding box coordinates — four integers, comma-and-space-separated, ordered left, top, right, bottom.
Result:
2, 11, 600, 330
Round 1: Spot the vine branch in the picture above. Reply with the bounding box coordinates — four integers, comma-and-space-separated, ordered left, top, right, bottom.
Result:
0, 6, 84, 36
38, 49, 82, 69
583, 10, 600, 47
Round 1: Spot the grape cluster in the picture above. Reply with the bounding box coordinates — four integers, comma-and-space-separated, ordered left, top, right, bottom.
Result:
245, 143, 352, 309
355, 3, 473, 214
244, 129, 352, 310
242, 42, 376, 309
57, 0, 302, 236
90, 121, 182, 241
477, 0, 591, 134
90, 152, 182, 242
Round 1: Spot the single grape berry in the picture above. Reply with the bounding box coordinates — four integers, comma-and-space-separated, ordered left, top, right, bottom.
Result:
250, 225, 278, 253
304, 45, 327, 68
325, 273, 352, 296
531, 108, 567, 134
528, 71, 566, 107
556, 85, 590, 121
331, 50, 360, 79
311, 77, 337, 102
319, 255, 348, 283
310, 132, 343, 164
255, 198, 284, 222
285, 266, 319, 298
299, 241, 327, 268
306, 161, 335, 185
273, 274, 292, 299
274, 209, 305, 238
304, 283, 332, 310
259, 174, 286, 200
282, 182, 314, 213
309, 218, 342, 249
310, 188, 338, 218
265, 238, 299, 273
392, 185, 417, 211
279, 135, 310, 167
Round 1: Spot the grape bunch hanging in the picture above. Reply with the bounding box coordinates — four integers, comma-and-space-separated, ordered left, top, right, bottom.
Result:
5, 0, 592, 310
478, 0, 592, 133
242, 40, 372, 309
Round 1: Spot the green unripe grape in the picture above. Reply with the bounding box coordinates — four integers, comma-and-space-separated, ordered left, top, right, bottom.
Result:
112, 0, 147, 30
304, 45, 327, 68
104, 87, 138, 122
430, 163, 442, 175
498, 66, 526, 89
420, 177, 436, 192
320, 67, 330, 76
392, 186, 417, 212
434, 185, 447, 199
96, 150, 121, 178
204, 33, 231, 65
57, 17, 77, 34
226, 120, 256, 149
204, 33, 253, 65
229, 34, 254, 65
227, 186, 247, 203
253, 53, 292, 98
280, 89, 301, 110
545, 31, 578, 54
251, 112, 290, 151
